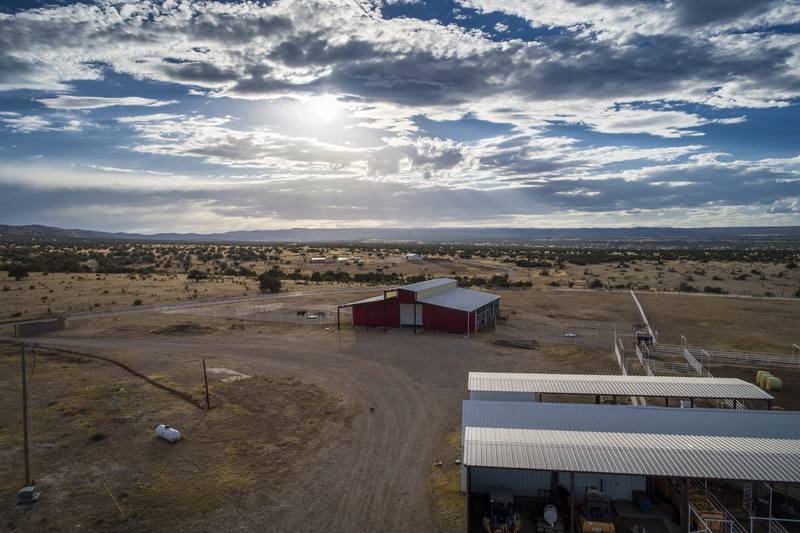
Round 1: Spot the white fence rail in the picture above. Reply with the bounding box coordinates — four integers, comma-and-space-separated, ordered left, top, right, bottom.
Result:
504, 317, 624, 347
684, 347, 706, 375
180, 308, 340, 325
685, 345, 800, 369
511, 311, 638, 332
496, 324, 636, 349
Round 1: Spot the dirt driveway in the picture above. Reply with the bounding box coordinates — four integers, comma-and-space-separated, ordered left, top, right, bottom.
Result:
1, 312, 622, 532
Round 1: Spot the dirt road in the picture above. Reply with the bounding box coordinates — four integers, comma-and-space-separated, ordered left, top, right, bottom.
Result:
8, 321, 600, 532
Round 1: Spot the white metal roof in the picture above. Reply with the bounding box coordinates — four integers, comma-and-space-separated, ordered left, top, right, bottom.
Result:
462, 401, 800, 482
468, 372, 774, 401
421, 287, 500, 312
463, 426, 800, 482
398, 277, 456, 292
339, 279, 500, 313
463, 400, 800, 440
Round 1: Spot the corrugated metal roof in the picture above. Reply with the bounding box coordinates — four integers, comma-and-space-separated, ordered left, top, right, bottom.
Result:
463, 400, 800, 439
420, 287, 500, 312
463, 426, 800, 482
398, 278, 456, 292
468, 372, 774, 401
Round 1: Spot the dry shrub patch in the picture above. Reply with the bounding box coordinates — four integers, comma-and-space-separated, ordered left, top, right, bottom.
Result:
430, 427, 466, 528
152, 322, 215, 336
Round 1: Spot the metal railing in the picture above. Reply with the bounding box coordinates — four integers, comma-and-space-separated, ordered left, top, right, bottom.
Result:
511, 310, 638, 332
495, 324, 636, 349
26, 287, 370, 323
685, 345, 800, 369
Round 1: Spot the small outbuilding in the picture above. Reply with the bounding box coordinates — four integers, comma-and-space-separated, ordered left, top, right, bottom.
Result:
339, 278, 499, 335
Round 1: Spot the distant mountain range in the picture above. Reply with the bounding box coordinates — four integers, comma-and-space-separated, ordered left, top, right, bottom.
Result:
1, 223, 799, 248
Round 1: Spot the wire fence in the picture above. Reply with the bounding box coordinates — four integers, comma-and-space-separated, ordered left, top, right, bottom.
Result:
496, 323, 637, 349
33, 287, 371, 323
511, 310, 639, 332
686, 345, 800, 369
642, 343, 800, 370
174, 304, 346, 325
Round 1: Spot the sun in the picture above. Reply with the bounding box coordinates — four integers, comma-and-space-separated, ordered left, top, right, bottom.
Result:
307, 94, 343, 123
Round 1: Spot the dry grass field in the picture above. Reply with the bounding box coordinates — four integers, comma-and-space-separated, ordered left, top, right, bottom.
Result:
2, 243, 798, 320
1, 248, 799, 532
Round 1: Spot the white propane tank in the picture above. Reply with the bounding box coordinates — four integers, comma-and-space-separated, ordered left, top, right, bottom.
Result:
543, 504, 558, 525
156, 424, 181, 442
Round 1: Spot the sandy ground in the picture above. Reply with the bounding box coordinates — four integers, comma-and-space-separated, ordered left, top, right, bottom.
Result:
1, 288, 798, 532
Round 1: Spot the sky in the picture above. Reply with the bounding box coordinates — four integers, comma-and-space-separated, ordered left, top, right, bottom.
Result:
0, 0, 799, 234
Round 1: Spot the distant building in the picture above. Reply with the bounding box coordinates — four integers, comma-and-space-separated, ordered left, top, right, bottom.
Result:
339, 278, 499, 335
310, 257, 331, 264
405, 253, 424, 261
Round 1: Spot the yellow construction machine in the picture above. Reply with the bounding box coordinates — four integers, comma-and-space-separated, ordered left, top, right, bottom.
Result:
483, 486, 521, 533
578, 488, 615, 533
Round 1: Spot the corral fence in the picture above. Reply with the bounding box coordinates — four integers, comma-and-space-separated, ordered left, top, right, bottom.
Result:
511, 310, 639, 332
635, 340, 800, 371
496, 323, 638, 349
177, 303, 346, 326
26, 287, 369, 325
747, 481, 800, 533
683, 345, 800, 370
501, 314, 636, 349
689, 479, 749, 533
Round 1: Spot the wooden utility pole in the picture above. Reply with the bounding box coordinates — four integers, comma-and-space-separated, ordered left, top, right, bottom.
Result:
21, 342, 31, 486
202, 359, 211, 410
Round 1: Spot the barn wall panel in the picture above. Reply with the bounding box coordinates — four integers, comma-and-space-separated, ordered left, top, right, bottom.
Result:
352, 299, 400, 328
426, 305, 469, 332
464, 467, 551, 496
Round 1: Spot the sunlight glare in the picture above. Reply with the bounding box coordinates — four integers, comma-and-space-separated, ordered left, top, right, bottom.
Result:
308, 94, 343, 123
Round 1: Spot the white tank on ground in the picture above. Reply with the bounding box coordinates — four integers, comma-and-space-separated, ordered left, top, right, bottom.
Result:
156, 424, 181, 442
543, 503, 558, 525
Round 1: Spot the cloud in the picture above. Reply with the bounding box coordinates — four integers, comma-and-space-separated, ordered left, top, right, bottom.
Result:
367, 136, 468, 180
576, 107, 708, 138
37, 96, 179, 109
767, 198, 799, 214
1, 114, 53, 133
124, 114, 367, 170
0, 113, 84, 133
0, 0, 798, 231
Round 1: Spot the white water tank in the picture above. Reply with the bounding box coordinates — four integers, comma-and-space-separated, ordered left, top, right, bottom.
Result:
156, 424, 181, 442
543, 504, 558, 525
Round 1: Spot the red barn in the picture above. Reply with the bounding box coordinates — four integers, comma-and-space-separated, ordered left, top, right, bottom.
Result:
339, 278, 500, 335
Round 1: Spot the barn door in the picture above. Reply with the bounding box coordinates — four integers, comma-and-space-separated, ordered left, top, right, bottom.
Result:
400, 304, 423, 325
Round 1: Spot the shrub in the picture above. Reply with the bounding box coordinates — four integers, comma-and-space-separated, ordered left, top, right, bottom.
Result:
676, 281, 698, 292
187, 269, 208, 282
7, 263, 30, 281
259, 276, 282, 293
703, 286, 728, 294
